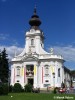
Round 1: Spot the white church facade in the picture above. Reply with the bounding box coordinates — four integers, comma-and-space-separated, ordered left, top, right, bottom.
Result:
11, 8, 71, 89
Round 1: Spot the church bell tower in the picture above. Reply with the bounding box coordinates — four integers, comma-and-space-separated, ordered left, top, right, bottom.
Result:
25, 8, 44, 54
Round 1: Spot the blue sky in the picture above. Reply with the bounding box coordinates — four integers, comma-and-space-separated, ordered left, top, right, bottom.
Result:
0, 0, 75, 70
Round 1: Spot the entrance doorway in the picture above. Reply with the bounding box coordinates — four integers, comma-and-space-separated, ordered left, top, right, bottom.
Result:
28, 78, 33, 85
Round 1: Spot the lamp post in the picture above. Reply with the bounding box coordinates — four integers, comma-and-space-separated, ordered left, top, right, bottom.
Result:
52, 72, 55, 87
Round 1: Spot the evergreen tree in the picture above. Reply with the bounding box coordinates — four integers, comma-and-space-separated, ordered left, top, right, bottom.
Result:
0, 48, 9, 83
0, 50, 2, 82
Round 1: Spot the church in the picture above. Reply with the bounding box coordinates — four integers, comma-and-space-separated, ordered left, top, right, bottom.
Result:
11, 8, 71, 90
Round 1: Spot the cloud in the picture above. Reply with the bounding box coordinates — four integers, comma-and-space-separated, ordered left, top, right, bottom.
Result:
49, 45, 75, 62
11, 39, 19, 46
0, 45, 23, 60
0, 33, 20, 47
0, 44, 75, 67
0, 33, 9, 40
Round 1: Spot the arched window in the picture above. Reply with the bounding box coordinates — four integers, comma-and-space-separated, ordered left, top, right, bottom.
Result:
44, 65, 49, 76
58, 68, 60, 77
16, 66, 20, 76
31, 39, 34, 46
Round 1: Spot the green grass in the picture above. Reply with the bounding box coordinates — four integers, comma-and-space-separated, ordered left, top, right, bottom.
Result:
0, 93, 75, 100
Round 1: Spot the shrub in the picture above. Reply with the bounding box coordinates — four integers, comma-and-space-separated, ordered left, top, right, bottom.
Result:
0, 83, 8, 95
2, 83, 9, 95
24, 84, 32, 92
13, 83, 23, 93
9, 85, 13, 92
53, 87, 57, 94
0, 85, 3, 95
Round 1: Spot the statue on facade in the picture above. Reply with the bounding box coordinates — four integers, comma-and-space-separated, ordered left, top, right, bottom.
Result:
50, 48, 54, 55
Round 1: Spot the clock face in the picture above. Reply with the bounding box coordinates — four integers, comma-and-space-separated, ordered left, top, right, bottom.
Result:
30, 29, 35, 33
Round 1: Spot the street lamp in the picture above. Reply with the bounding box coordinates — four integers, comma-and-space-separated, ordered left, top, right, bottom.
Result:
52, 72, 55, 87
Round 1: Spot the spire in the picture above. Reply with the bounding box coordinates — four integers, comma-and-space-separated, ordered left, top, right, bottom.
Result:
34, 5, 37, 15
29, 7, 41, 30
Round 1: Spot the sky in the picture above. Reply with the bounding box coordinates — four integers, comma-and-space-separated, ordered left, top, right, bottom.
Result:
0, 0, 75, 70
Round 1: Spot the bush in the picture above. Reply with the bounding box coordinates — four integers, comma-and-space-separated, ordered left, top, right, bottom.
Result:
53, 87, 57, 94
13, 83, 23, 93
9, 85, 13, 92
0, 83, 9, 95
0, 85, 3, 95
2, 83, 9, 95
24, 84, 32, 92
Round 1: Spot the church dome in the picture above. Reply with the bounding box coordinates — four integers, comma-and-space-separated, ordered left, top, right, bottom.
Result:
29, 8, 41, 29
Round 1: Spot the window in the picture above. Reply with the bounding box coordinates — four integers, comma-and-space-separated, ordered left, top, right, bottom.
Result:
31, 39, 34, 45
58, 68, 60, 77
26, 65, 34, 71
44, 65, 49, 76
16, 67, 20, 76
45, 80, 49, 82
44, 84, 50, 87
17, 80, 19, 82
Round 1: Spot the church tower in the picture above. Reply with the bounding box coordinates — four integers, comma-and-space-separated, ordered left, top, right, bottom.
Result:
25, 8, 45, 54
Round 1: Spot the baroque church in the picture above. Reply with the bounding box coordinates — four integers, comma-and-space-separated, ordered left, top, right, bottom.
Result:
11, 8, 71, 89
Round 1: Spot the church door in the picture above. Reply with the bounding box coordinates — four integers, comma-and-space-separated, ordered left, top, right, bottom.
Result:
28, 78, 33, 85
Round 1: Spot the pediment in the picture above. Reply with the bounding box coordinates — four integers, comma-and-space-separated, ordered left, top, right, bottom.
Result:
22, 55, 39, 62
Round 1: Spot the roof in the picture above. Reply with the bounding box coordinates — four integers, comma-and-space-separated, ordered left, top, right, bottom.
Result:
64, 66, 71, 74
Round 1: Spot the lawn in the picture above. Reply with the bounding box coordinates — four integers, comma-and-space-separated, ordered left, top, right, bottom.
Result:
0, 93, 75, 100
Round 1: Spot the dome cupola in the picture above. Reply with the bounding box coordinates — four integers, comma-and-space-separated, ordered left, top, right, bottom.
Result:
29, 8, 41, 29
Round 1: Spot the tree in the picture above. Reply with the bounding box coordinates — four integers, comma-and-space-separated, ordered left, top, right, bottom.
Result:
0, 48, 9, 83
0, 83, 9, 95
13, 83, 23, 92
0, 50, 2, 82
